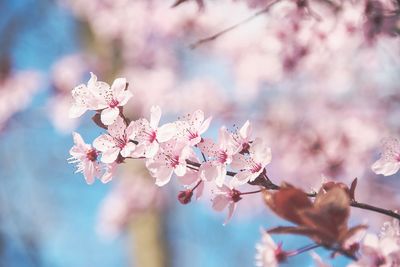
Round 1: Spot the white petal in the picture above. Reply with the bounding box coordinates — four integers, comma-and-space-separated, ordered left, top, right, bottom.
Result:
212, 195, 230, 211
101, 107, 120, 125
101, 147, 120, 163
69, 104, 87, 118
223, 202, 236, 225
215, 165, 227, 187
117, 90, 133, 106
157, 123, 177, 142
199, 162, 219, 181
239, 120, 251, 139
191, 110, 204, 129
230, 171, 251, 187
145, 142, 159, 158
199, 116, 212, 135
111, 77, 127, 96
155, 167, 174, 186
120, 142, 136, 158
174, 163, 187, 177
108, 116, 126, 138
93, 135, 115, 152
371, 158, 400, 176
72, 132, 85, 146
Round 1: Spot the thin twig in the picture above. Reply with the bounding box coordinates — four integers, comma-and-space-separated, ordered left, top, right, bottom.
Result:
190, 0, 281, 49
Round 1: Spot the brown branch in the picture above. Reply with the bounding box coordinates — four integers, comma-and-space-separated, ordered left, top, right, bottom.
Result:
185, 159, 400, 220
190, 0, 281, 49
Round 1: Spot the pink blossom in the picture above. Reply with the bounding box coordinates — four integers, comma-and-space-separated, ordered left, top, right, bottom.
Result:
146, 141, 191, 186
176, 109, 212, 146
232, 120, 253, 153
69, 72, 132, 125
134, 105, 177, 158
68, 132, 101, 184
198, 127, 239, 186
371, 137, 400, 176
101, 162, 118, 184
255, 229, 285, 267
348, 233, 400, 267
230, 138, 272, 187
212, 185, 242, 225
93, 116, 137, 164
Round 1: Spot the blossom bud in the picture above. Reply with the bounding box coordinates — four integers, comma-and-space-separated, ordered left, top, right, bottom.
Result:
178, 190, 193, 205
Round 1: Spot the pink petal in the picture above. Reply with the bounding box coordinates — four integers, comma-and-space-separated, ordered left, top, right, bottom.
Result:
145, 142, 159, 158
239, 120, 251, 139
174, 163, 187, 177
111, 77, 127, 96
199, 162, 218, 181
215, 165, 227, 187
101, 107, 120, 125
230, 170, 251, 187
199, 116, 212, 135
371, 158, 400, 176
93, 135, 115, 152
69, 104, 87, 118
179, 171, 199, 185
223, 202, 236, 225
83, 162, 98, 185
101, 147, 120, 163
157, 123, 177, 142
120, 142, 136, 158
108, 116, 126, 138
155, 167, 174, 186
117, 90, 133, 106
195, 181, 205, 200
191, 110, 204, 129
212, 195, 230, 211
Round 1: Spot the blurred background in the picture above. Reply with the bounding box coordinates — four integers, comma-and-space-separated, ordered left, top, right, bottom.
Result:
0, 0, 399, 266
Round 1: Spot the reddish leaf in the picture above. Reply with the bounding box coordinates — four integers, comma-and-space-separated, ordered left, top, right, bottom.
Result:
263, 185, 313, 225
349, 178, 358, 200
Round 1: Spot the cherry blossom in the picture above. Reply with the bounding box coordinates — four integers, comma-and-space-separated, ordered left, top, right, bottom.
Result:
232, 120, 252, 153
230, 138, 272, 187
212, 185, 242, 225
198, 127, 239, 187
371, 137, 400, 176
93, 116, 137, 164
146, 141, 192, 186
134, 105, 177, 159
69, 72, 132, 125
348, 233, 400, 267
255, 229, 286, 267
176, 109, 212, 146
68, 132, 101, 184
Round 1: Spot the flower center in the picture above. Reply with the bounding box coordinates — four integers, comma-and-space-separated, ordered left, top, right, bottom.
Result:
147, 130, 157, 143
250, 162, 262, 173
167, 155, 180, 168
230, 189, 242, 203
115, 137, 126, 149
109, 99, 119, 108
187, 129, 198, 140
86, 149, 98, 162
217, 150, 228, 163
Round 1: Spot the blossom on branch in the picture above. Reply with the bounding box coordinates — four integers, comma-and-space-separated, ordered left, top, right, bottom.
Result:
371, 137, 400, 176
68, 132, 101, 184
93, 116, 137, 164
69, 72, 132, 125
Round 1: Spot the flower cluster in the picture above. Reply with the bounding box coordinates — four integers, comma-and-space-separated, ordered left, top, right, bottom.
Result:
68, 74, 400, 266
68, 74, 272, 223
